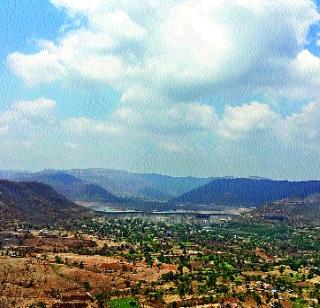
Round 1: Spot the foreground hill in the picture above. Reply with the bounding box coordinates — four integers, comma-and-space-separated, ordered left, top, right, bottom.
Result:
0, 180, 88, 225
5, 172, 122, 203
246, 194, 320, 225
65, 168, 213, 201
172, 178, 320, 208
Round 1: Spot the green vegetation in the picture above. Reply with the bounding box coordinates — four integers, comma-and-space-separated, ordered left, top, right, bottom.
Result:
60, 216, 320, 307
108, 298, 139, 308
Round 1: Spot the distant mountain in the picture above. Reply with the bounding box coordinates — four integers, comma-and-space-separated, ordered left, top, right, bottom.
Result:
246, 194, 320, 225
12, 172, 122, 203
172, 178, 320, 208
0, 180, 88, 225
4, 169, 320, 210
64, 168, 213, 201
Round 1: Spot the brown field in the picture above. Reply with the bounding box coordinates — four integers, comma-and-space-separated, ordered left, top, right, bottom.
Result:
0, 232, 176, 308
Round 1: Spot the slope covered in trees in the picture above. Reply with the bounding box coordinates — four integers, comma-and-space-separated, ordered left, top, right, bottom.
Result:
172, 178, 320, 208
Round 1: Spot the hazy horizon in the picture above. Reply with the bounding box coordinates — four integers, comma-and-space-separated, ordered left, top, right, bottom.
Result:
1, 166, 320, 182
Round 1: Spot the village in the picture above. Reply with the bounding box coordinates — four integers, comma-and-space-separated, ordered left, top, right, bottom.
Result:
1, 215, 320, 308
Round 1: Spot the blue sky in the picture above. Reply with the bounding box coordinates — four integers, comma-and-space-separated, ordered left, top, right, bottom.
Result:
0, 0, 319, 179
0, 0, 119, 118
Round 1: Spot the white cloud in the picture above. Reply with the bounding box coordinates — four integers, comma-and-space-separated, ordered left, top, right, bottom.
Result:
4, 0, 320, 174
278, 102, 320, 149
296, 49, 320, 84
216, 101, 320, 149
0, 98, 58, 146
64, 117, 122, 135
98, 10, 146, 40
218, 102, 278, 139
13, 98, 56, 117
8, 0, 319, 99
8, 51, 65, 86
156, 0, 231, 83
158, 141, 195, 154
212, 100, 320, 151
109, 102, 218, 136
60, 98, 319, 153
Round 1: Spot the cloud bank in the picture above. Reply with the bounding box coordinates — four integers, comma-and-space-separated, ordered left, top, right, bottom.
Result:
3, 0, 320, 178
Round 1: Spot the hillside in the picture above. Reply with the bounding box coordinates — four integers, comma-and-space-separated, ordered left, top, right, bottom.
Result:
65, 168, 212, 201
7, 172, 122, 203
172, 178, 320, 208
0, 180, 88, 225
246, 194, 320, 225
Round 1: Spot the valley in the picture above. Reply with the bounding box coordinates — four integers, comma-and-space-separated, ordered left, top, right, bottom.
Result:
1, 172, 320, 307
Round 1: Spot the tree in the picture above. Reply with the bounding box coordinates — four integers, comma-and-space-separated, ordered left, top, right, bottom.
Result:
207, 272, 217, 288
54, 256, 63, 264
83, 281, 92, 292
279, 265, 285, 275
95, 291, 110, 308
252, 291, 262, 306
177, 282, 187, 298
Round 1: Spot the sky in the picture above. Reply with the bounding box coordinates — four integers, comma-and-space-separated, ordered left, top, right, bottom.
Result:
0, 0, 319, 179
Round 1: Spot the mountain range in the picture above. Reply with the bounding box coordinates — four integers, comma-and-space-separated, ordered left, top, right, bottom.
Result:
0, 169, 212, 202
1, 169, 320, 211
